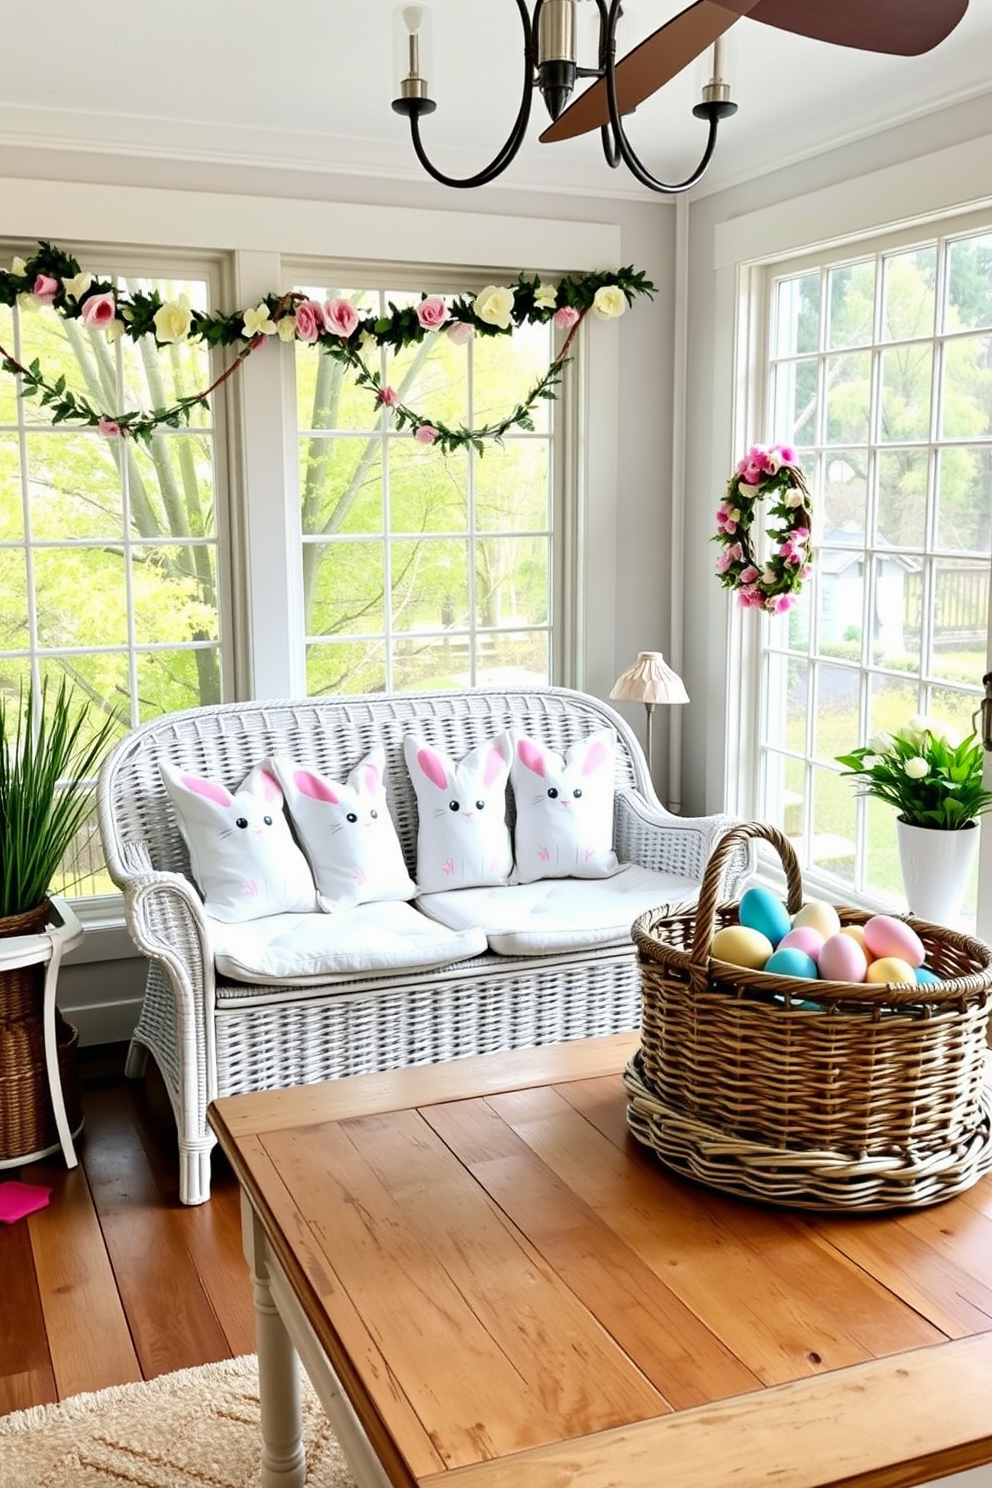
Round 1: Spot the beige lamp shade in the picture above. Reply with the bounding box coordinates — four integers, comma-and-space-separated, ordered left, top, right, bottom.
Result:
610, 651, 689, 706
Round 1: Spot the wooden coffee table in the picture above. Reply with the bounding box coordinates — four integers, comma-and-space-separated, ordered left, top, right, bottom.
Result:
208, 1032, 992, 1488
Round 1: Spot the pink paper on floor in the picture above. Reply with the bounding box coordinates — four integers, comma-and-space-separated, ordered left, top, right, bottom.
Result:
0, 1179, 52, 1223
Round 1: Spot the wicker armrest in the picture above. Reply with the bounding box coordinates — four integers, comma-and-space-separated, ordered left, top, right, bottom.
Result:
121, 870, 212, 1013
614, 792, 752, 893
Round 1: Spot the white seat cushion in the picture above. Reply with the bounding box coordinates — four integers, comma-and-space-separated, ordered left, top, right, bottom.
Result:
206, 902, 487, 985
416, 864, 699, 956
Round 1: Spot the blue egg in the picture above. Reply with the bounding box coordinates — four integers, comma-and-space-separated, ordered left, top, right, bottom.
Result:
764, 946, 819, 980
739, 887, 792, 948
914, 965, 941, 985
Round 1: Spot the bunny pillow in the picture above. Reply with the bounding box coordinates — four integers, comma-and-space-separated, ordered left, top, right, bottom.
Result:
269, 750, 416, 911
159, 762, 317, 922
404, 732, 513, 892
510, 728, 620, 882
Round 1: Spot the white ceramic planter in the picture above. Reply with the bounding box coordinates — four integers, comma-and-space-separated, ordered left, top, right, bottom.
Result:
895, 818, 979, 927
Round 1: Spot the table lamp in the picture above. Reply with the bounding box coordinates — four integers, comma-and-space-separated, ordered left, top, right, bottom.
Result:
609, 651, 689, 772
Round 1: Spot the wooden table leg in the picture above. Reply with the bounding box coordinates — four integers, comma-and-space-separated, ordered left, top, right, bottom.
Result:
243, 1197, 306, 1488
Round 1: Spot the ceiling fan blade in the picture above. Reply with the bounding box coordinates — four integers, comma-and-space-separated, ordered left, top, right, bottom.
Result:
750, 0, 969, 56
540, 0, 760, 145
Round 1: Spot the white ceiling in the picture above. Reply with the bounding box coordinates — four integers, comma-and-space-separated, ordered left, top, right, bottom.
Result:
3, 1, 991, 199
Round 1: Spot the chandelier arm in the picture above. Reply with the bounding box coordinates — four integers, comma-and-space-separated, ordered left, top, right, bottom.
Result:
603, 0, 725, 195
591, 0, 621, 169
402, 0, 539, 190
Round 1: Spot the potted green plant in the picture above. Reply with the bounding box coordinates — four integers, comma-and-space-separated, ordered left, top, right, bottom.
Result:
836, 714, 992, 923
0, 676, 118, 1163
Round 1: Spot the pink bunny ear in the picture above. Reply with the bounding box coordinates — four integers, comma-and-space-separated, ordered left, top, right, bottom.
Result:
180, 773, 233, 807
581, 740, 610, 778
516, 739, 547, 778
294, 769, 340, 804
482, 744, 508, 788
416, 747, 449, 791
258, 770, 284, 806
357, 762, 381, 795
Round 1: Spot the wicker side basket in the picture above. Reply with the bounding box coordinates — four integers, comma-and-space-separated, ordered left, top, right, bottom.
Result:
626, 822, 992, 1211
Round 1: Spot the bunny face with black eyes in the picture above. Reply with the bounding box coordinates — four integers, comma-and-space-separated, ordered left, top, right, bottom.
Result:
270, 749, 416, 911
159, 761, 317, 922
509, 728, 620, 883
403, 732, 513, 892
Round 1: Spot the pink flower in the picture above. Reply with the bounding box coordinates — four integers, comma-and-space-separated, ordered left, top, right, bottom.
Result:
294, 299, 324, 343
414, 424, 437, 445
447, 320, 474, 346
33, 274, 58, 304
739, 565, 761, 584
554, 306, 580, 331
737, 586, 765, 609
97, 416, 124, 437
416, 295, 449, 330
779, 527, 810, 564
80, 291, 116, 329
715, 503, 737, 535
741, 456, 764, 484
378, 386, 400, 408
768, 593, 796, 614
323, 298, 359, 338
774, 443, 796, 464
724, 541, 744, 565
715, 550, 736, 575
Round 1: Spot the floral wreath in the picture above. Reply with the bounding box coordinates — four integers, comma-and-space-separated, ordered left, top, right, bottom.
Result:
0, 242, 655, 452
713, 444, 813, 613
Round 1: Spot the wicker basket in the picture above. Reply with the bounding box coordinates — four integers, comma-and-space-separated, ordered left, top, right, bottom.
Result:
626, 821, 992, 1211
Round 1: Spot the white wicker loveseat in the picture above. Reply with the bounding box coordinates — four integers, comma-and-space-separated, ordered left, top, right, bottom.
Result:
98, 684, 747, 1203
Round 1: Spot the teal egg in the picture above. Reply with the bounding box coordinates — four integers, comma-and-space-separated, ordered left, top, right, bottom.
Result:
764, 946, 819, 980
914, 965, 941, 985
739, 887, 792, 948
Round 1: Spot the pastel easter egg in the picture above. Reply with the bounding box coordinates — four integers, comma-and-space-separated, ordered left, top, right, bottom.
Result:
711, 925, 774, 970
764, 947, 819, 980
778, 926, 825, 961
792, 900, 841, 939
839, 924, 874, 961
863, 915, 925, 968
865, 955, 916, 985
914, 965, 942, 985
818, 932, 868, 983
739, 887, 792, 947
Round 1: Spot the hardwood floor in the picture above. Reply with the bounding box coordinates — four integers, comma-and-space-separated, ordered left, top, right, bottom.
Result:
0, 1044, 255, 1417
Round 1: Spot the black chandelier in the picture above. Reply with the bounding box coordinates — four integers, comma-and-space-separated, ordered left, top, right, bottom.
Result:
391, 0, 737, 195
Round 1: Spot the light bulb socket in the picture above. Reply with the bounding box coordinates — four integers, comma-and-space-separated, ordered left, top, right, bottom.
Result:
393, 4, 434, 109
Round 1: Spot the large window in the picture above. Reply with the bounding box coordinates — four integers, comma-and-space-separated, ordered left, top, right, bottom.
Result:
754, 219, 992, 920
0, 247, 228, 896
294, 280, 556, 696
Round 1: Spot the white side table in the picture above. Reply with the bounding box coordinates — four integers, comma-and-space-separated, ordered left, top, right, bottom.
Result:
0, 896, 85, 1170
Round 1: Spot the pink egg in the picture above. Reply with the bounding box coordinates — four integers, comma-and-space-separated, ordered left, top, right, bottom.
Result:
863, 914, 925, 968
819, 932, 868, 983
778, 926, 825, 961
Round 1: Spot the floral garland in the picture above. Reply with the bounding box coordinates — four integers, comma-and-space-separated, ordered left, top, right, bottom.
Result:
0, 242, 655, 451
713, 444, 813, 613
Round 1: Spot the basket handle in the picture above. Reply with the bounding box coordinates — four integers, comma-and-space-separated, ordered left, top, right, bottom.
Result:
689, 822, 804, 988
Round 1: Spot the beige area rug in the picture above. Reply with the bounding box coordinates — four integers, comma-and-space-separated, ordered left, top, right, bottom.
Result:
0, 1354, 358, 1487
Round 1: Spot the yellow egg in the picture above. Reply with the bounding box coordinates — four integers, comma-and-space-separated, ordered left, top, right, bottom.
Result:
839, 924, 874, 961
711, 925, 774, 970
792, 900, 841, 939
865, 955, 916, 985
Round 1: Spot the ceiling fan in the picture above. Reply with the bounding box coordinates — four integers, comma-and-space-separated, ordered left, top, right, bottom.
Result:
540, 0, 970, 147
391, 0, 968, 193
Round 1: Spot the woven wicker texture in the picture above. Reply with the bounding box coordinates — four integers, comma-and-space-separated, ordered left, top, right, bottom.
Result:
98, 686, 751, 1202
629, 821, 992, 1211
0, 901, 82, 1161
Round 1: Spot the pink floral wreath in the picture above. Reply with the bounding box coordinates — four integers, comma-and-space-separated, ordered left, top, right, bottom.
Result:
713, 444, 813, 613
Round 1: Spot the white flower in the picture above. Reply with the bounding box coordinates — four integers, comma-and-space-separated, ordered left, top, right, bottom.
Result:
738, 482, 761, 499
784, 487, 805, 507
61, 271, 93, 302
11, 256, 26, 276
276, 316, 298, 342
242, 304, 276, 338
904, 756, 930, 779
534, 281, 558, 309
16, 292, 37, 313
868, 731, 894, 754
592, 284, 627, 320
106, 319, 125, 343
862, 754, 886, 770
473, 285, 515, 330
154, 294, 193, 344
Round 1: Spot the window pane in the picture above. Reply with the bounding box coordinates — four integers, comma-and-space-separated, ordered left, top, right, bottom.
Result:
0, 432, 25, 539
305, 540, 386, 637
822, 450, 868, 541
388, 441, 467, 535
132, 543, 220, 645
878, 344, 932, 443
827, 261, 875, 349
943, 233, 992, 333
940, 334, 992, 438
771, 358, 817, 446
0, 304, 16, 423
930, 559, 988, 682
307, 637, 387, 698
774, 273, 820, 357
825, 352, 870, 444
136, 647, 220, 718
25, 431, 124, 540
881, 247, 936, 341
936, 446, 992, 553
875, 448, 928, 549
810, 764, 856, 885
301, 436, 385, 537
